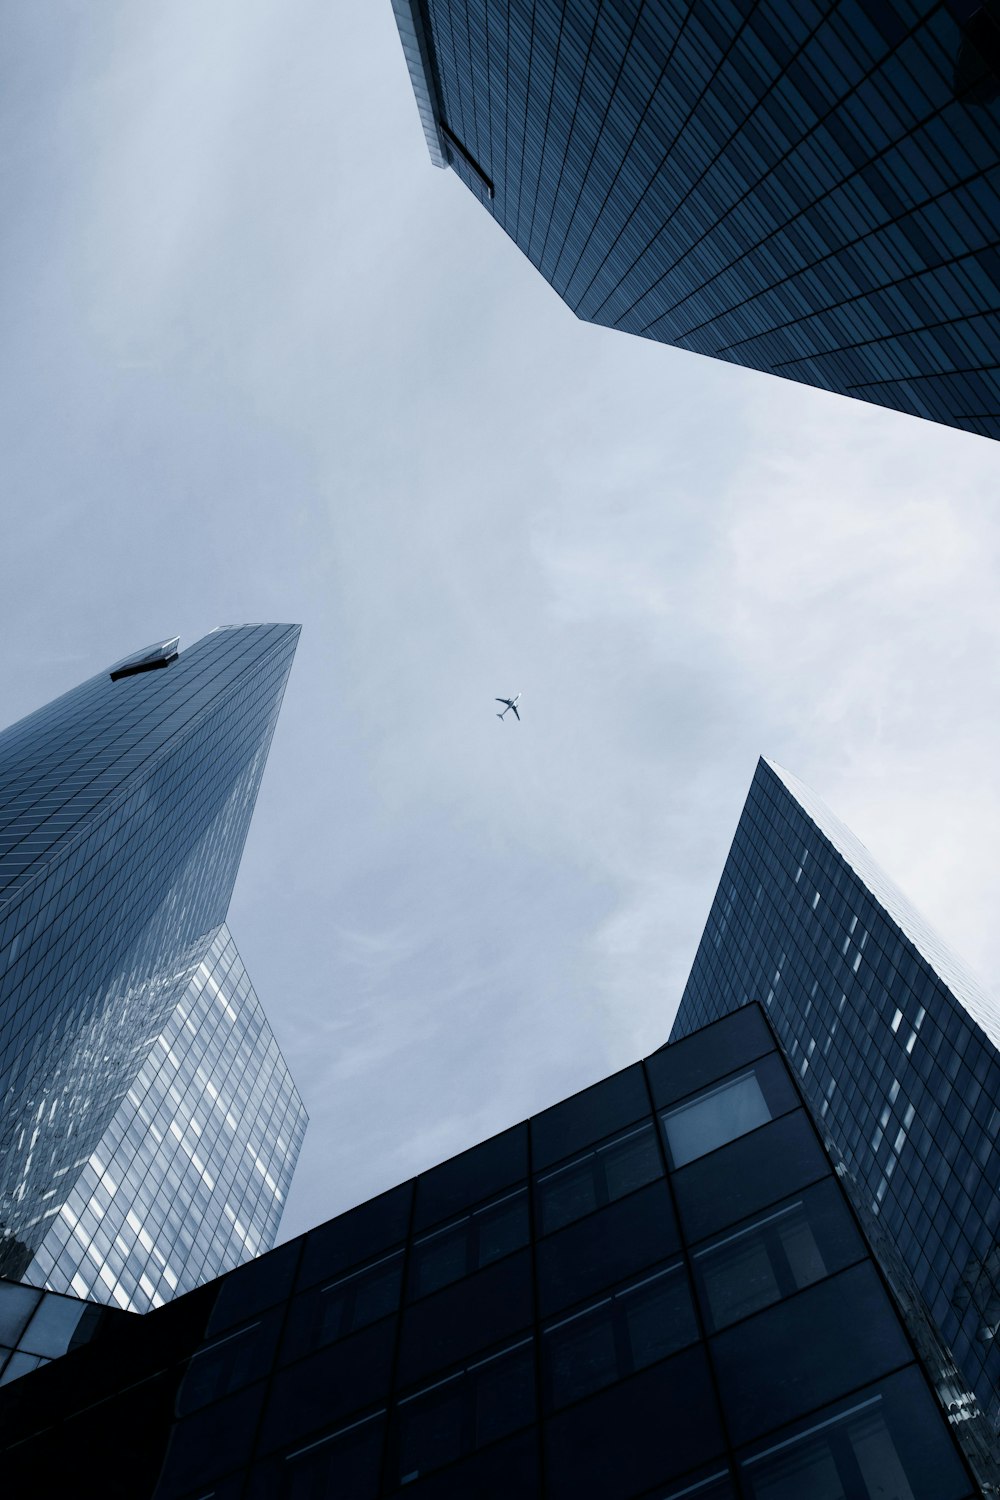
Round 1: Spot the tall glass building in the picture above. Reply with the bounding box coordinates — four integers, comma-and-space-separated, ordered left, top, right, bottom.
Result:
393, 0, 1000, 440
20, 925, 306, 1313
672, 757, 1000, 1444
0, 1007, 983, 1498
0, 626, 307, 1308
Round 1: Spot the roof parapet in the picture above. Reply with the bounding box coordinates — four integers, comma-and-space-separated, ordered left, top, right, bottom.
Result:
391, 0, 448, 168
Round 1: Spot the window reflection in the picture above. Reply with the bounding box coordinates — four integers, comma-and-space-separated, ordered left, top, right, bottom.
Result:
178, 1321, 263, 1415
544, 1263, 698, 1409
738, 1368, 973, 1500
394, 1339, 534, 1486
410, 1190, 529, 1299
695, 1202, 824, 1330
742, 1395, 914, 1500
662, 1072, 772, 1168
320, 1250, 403, 1340
278, 1411, 385, 1500
535, 1123, 661, 1235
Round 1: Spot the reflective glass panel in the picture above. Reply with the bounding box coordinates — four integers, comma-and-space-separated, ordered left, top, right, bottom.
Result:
692, 1180, 865, 1331
663, 1072, 771, 1168
739, 1368, 973, 1500
536, 1123, 661, 1236
544, 1263, 698, 1409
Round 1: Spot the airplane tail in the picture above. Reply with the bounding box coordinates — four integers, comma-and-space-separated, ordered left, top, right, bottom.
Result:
497, 713, 504, 720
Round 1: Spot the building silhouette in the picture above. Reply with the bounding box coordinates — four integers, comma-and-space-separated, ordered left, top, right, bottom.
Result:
0, 1007, 984, 1497
393, 0, 1000, 440
0, 626, 306, 1309
672, 756, 1000, 1446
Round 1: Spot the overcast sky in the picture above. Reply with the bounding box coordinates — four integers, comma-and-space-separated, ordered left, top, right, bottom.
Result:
2, 3, 1000, 1242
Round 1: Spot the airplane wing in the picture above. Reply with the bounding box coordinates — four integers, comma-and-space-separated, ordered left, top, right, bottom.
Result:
495, 698, 509, 705
512, 704, 520, 720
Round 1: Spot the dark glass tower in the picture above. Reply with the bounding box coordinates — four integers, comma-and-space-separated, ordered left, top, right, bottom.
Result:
672, 757, 1000, 1443
393, 0, 1000, 440
0, 626, 306, 1303
0, 1008, 982, 1498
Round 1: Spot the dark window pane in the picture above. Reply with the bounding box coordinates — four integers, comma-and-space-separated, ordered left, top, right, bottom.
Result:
738, 1367, 973, 1500
409, 1191, 529, 1301
658, 1470, 739, 1499
208, 1240, 298, 1336
692, 1179, 866, 1331
544, 1264, 698, 1410
546, 1301, 619, 1407
472, 1341, 536, 1447
411, 1225, 468, 1299
398, 1251, 533, 1386
297, 1184, 412, 1291
414, 1126, 527, 1231
532, 1065, 650, 1170
672, 1112, 829, 1245
602, 1127, 662, 1199
397, 1378, 465, 1485
259, 1320, 397, 1453
621, 1266, 700, 1371
477, 1190, 529, 1268
349, 1255, 405, 1331
538, 1180, 678, 1317
648, 1007, 776, 1109
392, 1341, 535, 1488
156, 1383, 267, 1495
281, 1252, 402, 1366
262, 1411, 384, 1500
536, 1160, 599, 1235
178, 1314, 282, 1416
712, 1263, 913, 1445
544, 1348, 725, 1500
536, 1123, 662, 1236
385, 1429, 539, 1500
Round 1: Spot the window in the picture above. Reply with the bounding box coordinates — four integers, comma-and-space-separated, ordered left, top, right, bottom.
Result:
536, 1122, 662, 1235
712, 1264, 912, 1446
543, 1348, 725, 1500
532, 1065, 649, 1169
295, 1183, 411, 1294
692, 1180, 865, 1331
178, 1312, 281, 1416
410, 1190, 528, 1299
393, 1340, 535, 1487
276, 1411, 385, 1500
662, 1072, 771, 1167
414, 1126, 527, 1231
537, 1179, 678, 1317
317, 1251, 403, 1340
739, 1368, 973, 1500
544, 1263, 698, 1409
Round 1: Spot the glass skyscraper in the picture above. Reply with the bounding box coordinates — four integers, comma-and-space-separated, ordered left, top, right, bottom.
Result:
672, 756, 1000, 1446
0, 1007, 983, 1498
0, 625, 307, 1309
20, 924, 306, 1313
393, 0, 1000, 440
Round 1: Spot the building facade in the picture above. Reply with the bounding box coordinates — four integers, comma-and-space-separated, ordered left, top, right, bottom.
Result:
0, 1274, 129, 1387
0, 1006, 982, 1498
393, 0, 1000, 440
20, 924, 306, 1313
0, 626, 307, 1306
672, 756, 1000, 1442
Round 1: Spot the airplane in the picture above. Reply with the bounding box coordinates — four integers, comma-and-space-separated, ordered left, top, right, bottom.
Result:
496, 693, 521, 721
